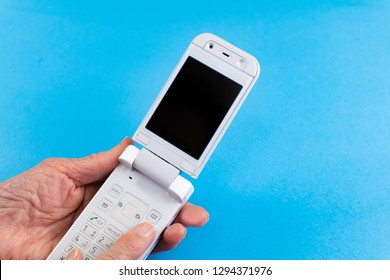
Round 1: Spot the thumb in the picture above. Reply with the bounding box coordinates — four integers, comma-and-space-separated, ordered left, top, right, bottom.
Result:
97, 222, 156, 260
61, 137, 133, 185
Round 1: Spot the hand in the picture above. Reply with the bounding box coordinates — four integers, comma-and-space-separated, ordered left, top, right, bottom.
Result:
0, 137, 209, 260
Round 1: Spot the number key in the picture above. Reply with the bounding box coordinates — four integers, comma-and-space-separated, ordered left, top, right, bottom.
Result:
96, 234, 114, 250
80, 223, 98, 239
72, 234, 91, 249
89, 245, 104, 257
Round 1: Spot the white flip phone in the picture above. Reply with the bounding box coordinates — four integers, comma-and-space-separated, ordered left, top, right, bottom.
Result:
47, 33, 260, 260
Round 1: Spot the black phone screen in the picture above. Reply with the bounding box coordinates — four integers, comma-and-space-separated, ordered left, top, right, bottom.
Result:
146, 56, 243, 159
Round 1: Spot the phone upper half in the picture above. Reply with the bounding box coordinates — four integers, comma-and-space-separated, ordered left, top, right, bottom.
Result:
134, 33, 260, 178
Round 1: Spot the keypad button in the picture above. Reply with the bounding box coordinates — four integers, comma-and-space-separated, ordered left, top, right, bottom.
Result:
98, 198, 113, 213
147, 209, 162, 224
64, 243, 76, 253
108, 184, 123, 199
104, 224, 123, 240
84, 255, 93, 260
58, 254, 66, 260
87, 213, 106, 229
110, 192, 149, 228
96, 234, 115, 250
88, 245, 104, 257
80, 223, 98, 239
72, 234, 91, 249
122, 204, 136, 219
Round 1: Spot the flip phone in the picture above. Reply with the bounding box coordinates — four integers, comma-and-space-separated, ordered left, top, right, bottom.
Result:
48, 33, 260, 260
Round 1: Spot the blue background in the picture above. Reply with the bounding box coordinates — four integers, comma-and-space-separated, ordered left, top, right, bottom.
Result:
1, 0, 389, 259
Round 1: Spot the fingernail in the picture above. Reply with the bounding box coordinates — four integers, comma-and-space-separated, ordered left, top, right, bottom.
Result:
66, 248, 81, 260
136, 222, 155, 238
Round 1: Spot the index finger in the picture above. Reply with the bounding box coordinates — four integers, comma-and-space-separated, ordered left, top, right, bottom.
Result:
174, 203, 209, 227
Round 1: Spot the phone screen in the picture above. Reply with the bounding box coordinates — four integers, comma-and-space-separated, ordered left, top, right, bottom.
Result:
146, 56, 243, 160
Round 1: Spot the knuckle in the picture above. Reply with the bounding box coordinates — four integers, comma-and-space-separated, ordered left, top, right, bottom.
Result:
89, 152, 104, 177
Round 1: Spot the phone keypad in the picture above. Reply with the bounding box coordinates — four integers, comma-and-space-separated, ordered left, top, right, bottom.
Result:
61, 184, 163, 260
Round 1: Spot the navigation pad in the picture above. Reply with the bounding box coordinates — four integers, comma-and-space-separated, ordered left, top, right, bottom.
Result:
110, 192, 149, 229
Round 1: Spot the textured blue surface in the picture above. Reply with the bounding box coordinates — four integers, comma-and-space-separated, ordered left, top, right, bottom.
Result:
1, 1, 390, 259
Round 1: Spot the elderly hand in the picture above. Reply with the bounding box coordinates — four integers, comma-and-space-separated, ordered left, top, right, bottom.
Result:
0, 137, 209, 259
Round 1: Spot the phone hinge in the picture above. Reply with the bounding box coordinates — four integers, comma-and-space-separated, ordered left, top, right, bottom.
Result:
119, 146, 192, 202
133, 148, 179, 188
